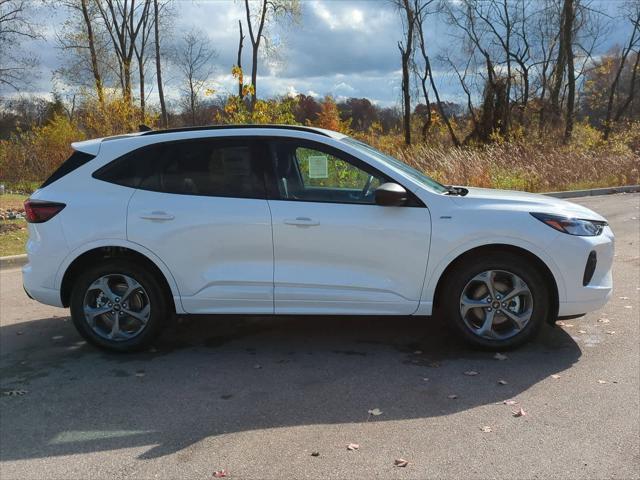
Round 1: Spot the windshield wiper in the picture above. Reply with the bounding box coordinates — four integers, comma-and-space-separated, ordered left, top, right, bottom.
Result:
444, 185, 468, 196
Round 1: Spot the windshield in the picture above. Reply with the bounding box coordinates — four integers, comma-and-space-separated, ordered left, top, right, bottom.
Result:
341, 137, 449, 194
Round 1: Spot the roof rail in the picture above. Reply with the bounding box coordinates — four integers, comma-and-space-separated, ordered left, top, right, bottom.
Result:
139, 124, 331, 137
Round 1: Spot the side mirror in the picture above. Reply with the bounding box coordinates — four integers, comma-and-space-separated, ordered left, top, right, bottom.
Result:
375, 182, 408, 206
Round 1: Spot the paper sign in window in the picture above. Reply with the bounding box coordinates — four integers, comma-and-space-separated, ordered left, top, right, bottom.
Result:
308, 155, 328, 179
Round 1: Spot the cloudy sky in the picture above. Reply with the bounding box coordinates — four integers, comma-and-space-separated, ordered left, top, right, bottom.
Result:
9, 0, 635, 107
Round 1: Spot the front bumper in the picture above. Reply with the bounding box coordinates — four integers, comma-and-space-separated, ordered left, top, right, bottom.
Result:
550, 226, 614, 317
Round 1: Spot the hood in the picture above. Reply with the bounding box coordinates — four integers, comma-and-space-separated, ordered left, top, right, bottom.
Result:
452, 187, 607, 221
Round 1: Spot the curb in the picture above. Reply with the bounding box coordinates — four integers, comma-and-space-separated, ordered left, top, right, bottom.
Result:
543, 184, 640, 198
0, 185, 638, 268
0, 254, 27, 269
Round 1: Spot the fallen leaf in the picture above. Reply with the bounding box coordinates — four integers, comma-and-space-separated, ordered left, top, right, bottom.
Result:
368, 408, 383, 416
394, 458, 409, 467
448, 394, 458, 399
578, 330, 587, 334
1, 389, 28, 396
347, 443, 360, 451
494, 353, 508, 361
311, 452, 320, 457
512, 407, 527, 417
464, 370, 479, 376
480, 426, 492, 433
497, 379, 508, 385
551, 374, 561, 379
212, 470, 228, 478
597, 379, 608, 384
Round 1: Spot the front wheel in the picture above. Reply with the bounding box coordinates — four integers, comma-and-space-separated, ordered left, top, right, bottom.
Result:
439, 252, 550, 349
70, 260, 168, 352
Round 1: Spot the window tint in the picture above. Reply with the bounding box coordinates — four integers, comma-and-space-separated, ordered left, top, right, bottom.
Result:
94, 138, 265, 199
270, 141, 386, 204
41, 151, 96, 188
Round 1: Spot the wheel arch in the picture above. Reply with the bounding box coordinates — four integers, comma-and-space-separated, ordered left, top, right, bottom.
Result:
430, 243, 560, 324
57, 241, 183, 313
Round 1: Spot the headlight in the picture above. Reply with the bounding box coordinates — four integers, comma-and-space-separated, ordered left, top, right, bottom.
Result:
530, 212, 607, 236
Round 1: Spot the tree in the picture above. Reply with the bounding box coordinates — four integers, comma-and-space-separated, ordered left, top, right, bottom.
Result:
414, 0, 460, 145
153, 0, 169, 127
95, 0, 152, 103
175, 30, 216, 125
0, 0, 39, 91
602, 1, 640, 139
235, 19, 245, 99
133, 1, 154, 118
242, 0, 300, 108
313, 96, 343, 131
55, 0, 109, 104
393, 0, 416, 145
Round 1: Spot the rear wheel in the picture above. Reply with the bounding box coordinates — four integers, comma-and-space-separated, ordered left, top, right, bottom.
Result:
439, 252, 550, 349
70, 260, 168, 352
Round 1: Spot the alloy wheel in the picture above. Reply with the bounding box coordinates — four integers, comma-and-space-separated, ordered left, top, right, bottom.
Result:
459, 269, 533, 340
82, 274, 151, 341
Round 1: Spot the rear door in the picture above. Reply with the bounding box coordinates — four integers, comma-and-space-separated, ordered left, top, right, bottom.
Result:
266, 138, 431, 315
121, 137, 274, 314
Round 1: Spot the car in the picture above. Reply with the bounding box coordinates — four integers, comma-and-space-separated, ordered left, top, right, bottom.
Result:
22, 125, 614, 352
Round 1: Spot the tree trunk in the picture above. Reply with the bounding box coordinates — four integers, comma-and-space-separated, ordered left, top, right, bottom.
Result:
550, 3, 568, 127
400, 42, 412, 145
426, 56, 460, 146
562, 0, 575, 142
237, 19, 245, 98
80, 0, 104, 105
154, 0, 168, 127
138, 57, 145, 118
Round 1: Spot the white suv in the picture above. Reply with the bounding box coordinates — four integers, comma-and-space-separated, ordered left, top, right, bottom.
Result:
22, 125, 614, 352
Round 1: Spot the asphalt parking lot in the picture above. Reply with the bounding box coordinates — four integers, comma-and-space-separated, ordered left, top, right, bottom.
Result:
0, 193, 638, 480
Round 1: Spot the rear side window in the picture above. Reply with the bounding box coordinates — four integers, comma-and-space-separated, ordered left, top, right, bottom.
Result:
40, 151, 96, 188
94, 138, 266, 199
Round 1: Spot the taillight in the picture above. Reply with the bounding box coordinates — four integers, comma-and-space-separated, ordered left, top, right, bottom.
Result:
24, 199, 66, 223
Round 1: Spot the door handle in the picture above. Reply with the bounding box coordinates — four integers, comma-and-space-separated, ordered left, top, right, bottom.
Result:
139, 211, 175, 221
284, 217, 320, 227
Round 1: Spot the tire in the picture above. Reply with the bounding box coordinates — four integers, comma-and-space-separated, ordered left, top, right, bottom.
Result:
70, 259, 168, 352
438, 251, 550, 350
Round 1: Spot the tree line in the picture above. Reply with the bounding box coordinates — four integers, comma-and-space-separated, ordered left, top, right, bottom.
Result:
1, 0, 639, 147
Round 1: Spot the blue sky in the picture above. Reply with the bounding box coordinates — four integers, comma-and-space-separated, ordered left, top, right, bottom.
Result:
9, 0, 636, 107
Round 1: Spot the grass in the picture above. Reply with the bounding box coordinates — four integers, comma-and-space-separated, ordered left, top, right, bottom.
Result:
0, 219, 28, 257
0, 194, 28, 257
1, 193, 28, 211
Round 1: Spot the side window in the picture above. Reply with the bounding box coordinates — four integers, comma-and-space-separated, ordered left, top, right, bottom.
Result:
271, 141, 386, 204
94, 139, 266, 199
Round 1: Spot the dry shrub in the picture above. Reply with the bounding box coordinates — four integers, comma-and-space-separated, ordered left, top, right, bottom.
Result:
358, 126, 639, 192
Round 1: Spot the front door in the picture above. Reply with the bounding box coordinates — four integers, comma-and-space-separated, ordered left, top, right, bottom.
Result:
126, 137, 274, 314
266, 138, 431, 315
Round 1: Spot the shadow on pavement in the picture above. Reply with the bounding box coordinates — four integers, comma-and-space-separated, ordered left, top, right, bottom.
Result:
0, 314, 581, 461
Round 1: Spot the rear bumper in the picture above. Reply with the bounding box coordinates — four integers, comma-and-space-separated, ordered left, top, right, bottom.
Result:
22, 262, 64, 307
